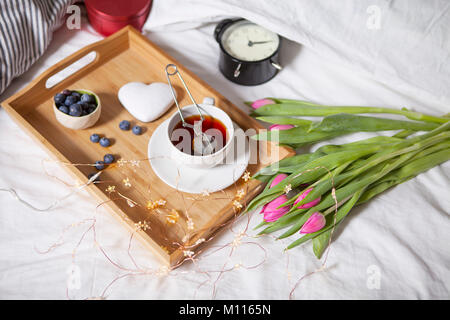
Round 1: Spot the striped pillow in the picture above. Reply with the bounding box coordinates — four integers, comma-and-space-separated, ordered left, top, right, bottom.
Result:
0, 0, 76, 95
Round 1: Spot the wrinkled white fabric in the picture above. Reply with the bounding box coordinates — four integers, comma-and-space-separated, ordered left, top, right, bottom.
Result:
144, 0, 450, 105
0, 1, 449, 299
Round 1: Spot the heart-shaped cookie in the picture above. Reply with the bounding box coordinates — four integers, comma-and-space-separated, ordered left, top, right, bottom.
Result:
118, 82, 175, 122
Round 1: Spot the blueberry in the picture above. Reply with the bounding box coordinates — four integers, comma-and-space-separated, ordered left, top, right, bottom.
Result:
87, 104, 97, 113
132, 125, 142, 135
64, 95, 78, 106
103, 154, 114, 164
88, 172, 100, 182
62, 89, 72, 96
119, 120, 130, 130
80, 93, 94, 104
58, 105, 69, 114
90, 133, 100, 143
69, 104, 82, 116
78, 102, 89, 110
99, 137, 110, 147
71, 92, 81, 99
95, 160, 105, 170
54, 93, 66, 105
82, 110, 89, 116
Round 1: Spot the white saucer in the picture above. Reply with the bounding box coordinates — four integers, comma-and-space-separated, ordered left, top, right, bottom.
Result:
148, 119, 250, 194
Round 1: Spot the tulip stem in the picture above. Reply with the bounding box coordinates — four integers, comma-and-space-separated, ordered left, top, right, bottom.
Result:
255, 129, 450, 239
254, 100, 449, 124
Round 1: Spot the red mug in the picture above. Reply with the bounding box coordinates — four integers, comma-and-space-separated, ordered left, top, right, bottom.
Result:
85, 0, 152, 36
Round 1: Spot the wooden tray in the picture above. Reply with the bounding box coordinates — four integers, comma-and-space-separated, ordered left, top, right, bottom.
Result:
1, 26, 294, 267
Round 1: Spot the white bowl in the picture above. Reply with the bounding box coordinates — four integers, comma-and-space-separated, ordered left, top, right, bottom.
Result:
166, 103, 234, 168
53, 89, 101, 130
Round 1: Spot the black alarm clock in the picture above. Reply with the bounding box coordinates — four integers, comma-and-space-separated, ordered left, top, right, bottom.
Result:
214, 18, 282, 86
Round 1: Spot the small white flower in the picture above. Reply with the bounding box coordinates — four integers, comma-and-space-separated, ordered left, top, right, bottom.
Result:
195, 238, 205, 245
284, 184, 292, 194
135, 221, 150, 231
233, 200, 243, 209
232, 232, 244, 248
130, 160, 140, 167
117, 159, 127, 167
236, 188, 245, 199
183, 250, 194, 258
166, 209, 179, 225
157, 199, 166, 206
123, 177, 131, 187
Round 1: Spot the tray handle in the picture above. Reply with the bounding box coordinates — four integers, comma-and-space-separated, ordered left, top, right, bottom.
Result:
29, 29, 129, 94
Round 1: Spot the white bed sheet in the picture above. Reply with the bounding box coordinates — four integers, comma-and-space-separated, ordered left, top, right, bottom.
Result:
0, 3, 449, 299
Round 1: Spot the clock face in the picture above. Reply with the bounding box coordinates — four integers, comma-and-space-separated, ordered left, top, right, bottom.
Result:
221, 20, 279, 62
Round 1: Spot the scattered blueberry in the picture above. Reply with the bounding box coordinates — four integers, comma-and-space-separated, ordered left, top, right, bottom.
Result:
132, 125, 142, 135
88, 172, 100, 182
99, 137, 110, 147
80, 93, 94, 104
62, 89, 72, 96
90, 133, 100, 143
103, 154, 114, 164
95, 160, 105, 170
64, 95, 78, 106
54, 93, 66, 105
119, 120, 130, 130
69, 104, 82, 117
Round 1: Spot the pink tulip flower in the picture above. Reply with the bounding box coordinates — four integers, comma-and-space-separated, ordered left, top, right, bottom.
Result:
300, 212, 326, 234
294, 188, 321, 209
269, 124, 295, 131
261, 195, 290, 222
251, 98, 275, 109
270, 173, 288, 188
259, 173, 290, 222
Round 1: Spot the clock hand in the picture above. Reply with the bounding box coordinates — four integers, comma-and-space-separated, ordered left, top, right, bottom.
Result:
248, 40, 273, 47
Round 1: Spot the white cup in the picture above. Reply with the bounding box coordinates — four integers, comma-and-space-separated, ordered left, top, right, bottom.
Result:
166, 98, 234, 168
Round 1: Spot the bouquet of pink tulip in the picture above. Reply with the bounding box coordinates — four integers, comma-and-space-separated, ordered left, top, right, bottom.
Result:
246, 98, 450, 258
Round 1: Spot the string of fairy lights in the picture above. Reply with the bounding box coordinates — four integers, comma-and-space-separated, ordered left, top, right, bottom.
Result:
0, 155, 340, 299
